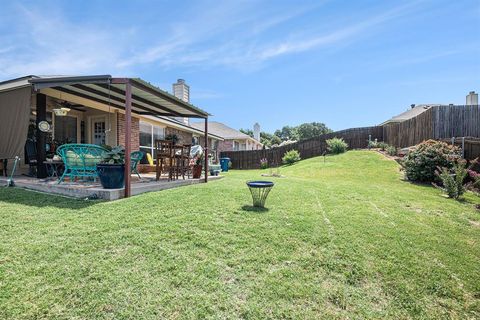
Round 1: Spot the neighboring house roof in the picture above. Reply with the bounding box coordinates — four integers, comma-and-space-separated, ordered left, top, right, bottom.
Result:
380, 104, 443, 125
143, 115, 224, 141
190, 121, 262, 144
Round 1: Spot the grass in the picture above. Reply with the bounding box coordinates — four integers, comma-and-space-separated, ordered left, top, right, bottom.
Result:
0, 150, 479, 319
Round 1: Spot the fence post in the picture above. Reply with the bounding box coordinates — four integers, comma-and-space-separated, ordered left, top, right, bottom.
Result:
462, 137, 465, 159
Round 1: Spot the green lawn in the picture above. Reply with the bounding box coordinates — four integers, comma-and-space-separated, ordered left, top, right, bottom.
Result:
1, 151, 479, 319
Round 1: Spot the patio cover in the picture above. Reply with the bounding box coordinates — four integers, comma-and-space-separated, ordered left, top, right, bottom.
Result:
0, 87, 31, 159
29, 75, 210, 118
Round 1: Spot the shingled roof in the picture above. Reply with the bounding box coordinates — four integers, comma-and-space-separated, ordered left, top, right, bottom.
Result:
380, 104, 442, 125
190, 121, 256, 140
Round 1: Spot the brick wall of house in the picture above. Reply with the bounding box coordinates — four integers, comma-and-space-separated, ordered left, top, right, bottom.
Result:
217, 140, 234, 153
165, 127, 193, 146
117, 113, 140, 151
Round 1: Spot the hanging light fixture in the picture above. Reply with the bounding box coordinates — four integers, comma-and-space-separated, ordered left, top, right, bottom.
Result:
53, 92, 71, 116
52, 107, 71, 116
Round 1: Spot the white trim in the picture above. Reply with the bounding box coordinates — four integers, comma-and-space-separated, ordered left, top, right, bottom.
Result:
89, 115, 108, 145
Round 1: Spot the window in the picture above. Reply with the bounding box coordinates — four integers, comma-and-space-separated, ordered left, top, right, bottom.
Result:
139, 121, 165, 160
233, 141, 239, 151
192, 136, 200, 146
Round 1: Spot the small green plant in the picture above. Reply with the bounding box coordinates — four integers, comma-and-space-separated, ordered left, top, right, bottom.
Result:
368, 138, 378, 149
386, 145, 397, 156
282, 149, 301, 165
101, 146, 125, 164
326, 137, 348, 154
377, 141, 389, 151
435, 162, 467, 199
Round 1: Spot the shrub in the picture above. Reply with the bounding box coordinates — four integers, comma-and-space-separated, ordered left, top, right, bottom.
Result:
403, 140, 460, 183
386, 145, 397, 156
435, 163, 467, 199
326, 137, 348, 154
282, 149, 301, 165
377, 141, 389, 151
260, 158, 268, 169
368, 139, 378, 149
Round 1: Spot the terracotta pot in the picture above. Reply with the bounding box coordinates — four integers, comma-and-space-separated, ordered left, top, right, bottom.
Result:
192, 165, 203, 178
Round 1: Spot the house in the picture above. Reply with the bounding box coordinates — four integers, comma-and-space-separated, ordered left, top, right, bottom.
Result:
380, 104, 442, 126
190, 121, 263, 152
381, 91, 478, 126
0, 74, 223, 197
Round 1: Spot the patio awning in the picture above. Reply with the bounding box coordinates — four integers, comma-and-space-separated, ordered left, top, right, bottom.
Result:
29, 75, 210, 118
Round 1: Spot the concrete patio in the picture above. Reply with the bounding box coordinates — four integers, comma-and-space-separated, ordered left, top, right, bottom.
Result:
0, 174, 223, 201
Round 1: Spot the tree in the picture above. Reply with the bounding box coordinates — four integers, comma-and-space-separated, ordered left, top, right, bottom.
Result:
274, 126, 298, 141
260, 132, 281, 147
295, 122, 331, 140
239, 128, 253, 137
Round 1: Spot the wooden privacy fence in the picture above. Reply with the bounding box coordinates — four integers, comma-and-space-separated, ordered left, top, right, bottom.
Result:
221, 126, 383, 169
384, 105, 480, 148
441, 137, 480, 160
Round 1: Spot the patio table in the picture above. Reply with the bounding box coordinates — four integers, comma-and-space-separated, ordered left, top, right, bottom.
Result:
44, 160, 64, 179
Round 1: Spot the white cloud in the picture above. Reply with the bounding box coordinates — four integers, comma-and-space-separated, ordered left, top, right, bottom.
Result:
0, 0, 425, 78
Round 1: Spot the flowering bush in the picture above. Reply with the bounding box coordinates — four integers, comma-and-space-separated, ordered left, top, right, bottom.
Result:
403, 140, 460, 183
260, 158, 268, 169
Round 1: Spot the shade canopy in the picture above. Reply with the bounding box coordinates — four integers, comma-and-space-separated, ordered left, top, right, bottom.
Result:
28, 75, 209, 118
0, 87, 32, 159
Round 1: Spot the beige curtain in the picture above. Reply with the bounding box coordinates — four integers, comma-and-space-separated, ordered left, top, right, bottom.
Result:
0, 87, 32, 159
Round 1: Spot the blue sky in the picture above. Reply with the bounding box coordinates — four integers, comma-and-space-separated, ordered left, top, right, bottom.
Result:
0, 0, 479, 132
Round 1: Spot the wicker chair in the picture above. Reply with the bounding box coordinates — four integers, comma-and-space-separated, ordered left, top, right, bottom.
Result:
56, 144, 108, 184
130, 151, 144, 179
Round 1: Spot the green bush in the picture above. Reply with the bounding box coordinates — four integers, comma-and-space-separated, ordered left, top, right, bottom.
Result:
386, 145, 397, 156
282, 149, 301, 165
368, 139, 378, 148
377, 141, 389, 151
436, 163, 467, 199
403, 140, 459, 183
326, 137, 348, 154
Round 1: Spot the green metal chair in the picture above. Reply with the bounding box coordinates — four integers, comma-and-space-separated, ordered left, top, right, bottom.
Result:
56, 144, 108, 184
130, 151, 143, 179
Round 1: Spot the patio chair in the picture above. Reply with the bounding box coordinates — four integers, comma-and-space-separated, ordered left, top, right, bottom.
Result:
130, 151, 143, 179
155, 140, 174, 181
56, 144, 108, 184
175, 144, 191, 179
24, 139, 37, 177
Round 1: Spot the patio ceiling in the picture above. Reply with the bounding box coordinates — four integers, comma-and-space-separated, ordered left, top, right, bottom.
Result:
29, 75, 210, 119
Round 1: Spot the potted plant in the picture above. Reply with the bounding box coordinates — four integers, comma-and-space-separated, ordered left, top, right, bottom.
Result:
192, 154, 203, 179
97, 146, 125, 189
165, 134, 179, 145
